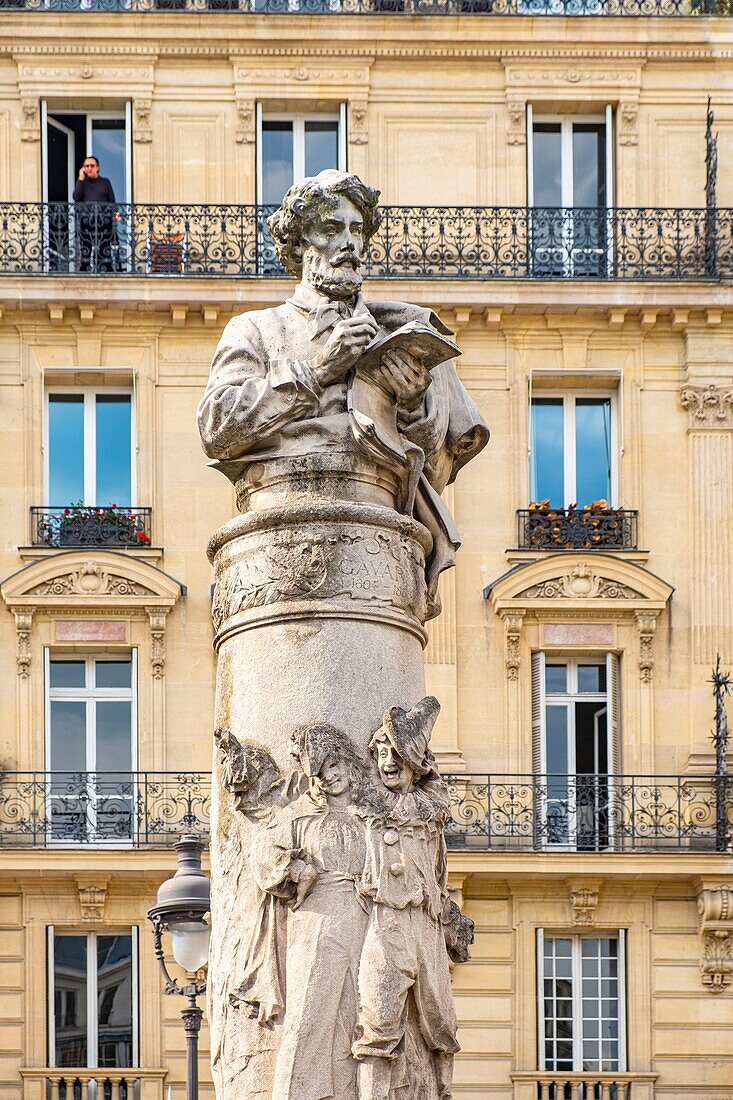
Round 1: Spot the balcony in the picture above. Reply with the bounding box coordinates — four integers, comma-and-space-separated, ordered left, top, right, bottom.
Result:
445, 774, 732, 852
30, 506, 153, 548
0, 771, 730, 852
516, 508, 639, 551
0, 772, 211, 847
0, 0, 727, 12
511, 1072, 658, 1099
20, 1068, 168, 1100
0, 204, 729, 281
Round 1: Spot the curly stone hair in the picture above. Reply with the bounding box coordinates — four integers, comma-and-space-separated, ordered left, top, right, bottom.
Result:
267, 169, 382, 277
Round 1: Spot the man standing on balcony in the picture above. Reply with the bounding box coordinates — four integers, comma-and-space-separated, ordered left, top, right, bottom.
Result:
73, 155, 120, 273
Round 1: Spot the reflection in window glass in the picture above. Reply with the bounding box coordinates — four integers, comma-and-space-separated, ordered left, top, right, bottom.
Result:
577, 664, 607, 694
48, 395, 84, 505
97, 935, 133, 1067
530, 398, 564, 507
304, 121, 339, 178
49, 660, 86, 690
545, 665, 567, 695
54, 935, 88, 1067
95, 661, 132, 689
262, 122, 293, 206
575, 398, 611, 505
91, 119, 127, 204
49, 701, 87, 772
96, 701, 133, 774
95, 395, 132, 507
572, 124, 605, 207
533, 124, 562, 206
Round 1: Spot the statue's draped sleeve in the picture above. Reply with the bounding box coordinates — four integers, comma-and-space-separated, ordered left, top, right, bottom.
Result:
197, 313, 323, 461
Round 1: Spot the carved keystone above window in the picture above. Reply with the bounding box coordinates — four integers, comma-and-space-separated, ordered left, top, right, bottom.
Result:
1, 550, 184, 679
485, 553, 673, 684
698, 882, 733, 993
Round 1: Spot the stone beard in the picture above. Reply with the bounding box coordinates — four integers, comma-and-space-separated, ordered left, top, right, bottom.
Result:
199, 169, 488, 1100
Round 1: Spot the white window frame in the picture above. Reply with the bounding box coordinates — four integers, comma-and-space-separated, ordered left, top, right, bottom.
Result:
45, 385, 137, 507
256, 106, 347, 204
45, 651, 138, 847
530, 389, 618, 508
536, 929, 627, 1074
528, 110, 613, 209
48, 925, 139, 1070
41, 104, 132, 204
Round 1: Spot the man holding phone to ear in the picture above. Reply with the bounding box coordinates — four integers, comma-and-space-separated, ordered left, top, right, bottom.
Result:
73, 155, 120, 273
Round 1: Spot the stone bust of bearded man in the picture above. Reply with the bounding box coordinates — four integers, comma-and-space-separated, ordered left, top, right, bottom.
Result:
197, 169, 488, 610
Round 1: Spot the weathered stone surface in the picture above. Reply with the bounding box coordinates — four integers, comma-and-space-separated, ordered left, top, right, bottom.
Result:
200, 169, 487, 1100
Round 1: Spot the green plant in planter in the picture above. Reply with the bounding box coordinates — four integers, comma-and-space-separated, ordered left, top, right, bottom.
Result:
57, 502, 151, 547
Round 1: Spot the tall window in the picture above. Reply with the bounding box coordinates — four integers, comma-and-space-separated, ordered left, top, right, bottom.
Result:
529, 394, 614, 508
528, 109, 613, 277
259, 112, 344, 206
50, 929, 137, 1069
531, 654, 619, 850
47, 655, 135, 843
539, 932, 626, 1075
47, 388, 134, 507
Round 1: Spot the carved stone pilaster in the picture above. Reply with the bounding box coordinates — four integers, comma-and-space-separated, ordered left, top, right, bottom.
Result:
14, 610, 33, 678
635, 610, 658, 684
133, 99, 152, 143
502, 611, 525, 681
235, 99, 255, 145
698, 884, 733, 993
21, 98, 40, 142
148, 609, 168, 679
681, 385, 733, 430
348, 99, 368, 146
506, 99, 526, 145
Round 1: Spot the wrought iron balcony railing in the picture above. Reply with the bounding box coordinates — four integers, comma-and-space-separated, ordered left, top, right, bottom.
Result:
0, 203, 729, 280
516, 508, 639, 551
0, 772, 211, 847
30, 506, 153, 548
0, 771, 729, 851
445, 773, 732, 852
0, 0, 728, 14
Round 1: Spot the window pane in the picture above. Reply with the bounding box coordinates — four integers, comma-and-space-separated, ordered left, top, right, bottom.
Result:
577, 664, 606, 694
545, 706, 568, 774
304, 121, 339, 178
530, 398, 564, 507
91, 119, 127, 205
95, 660, 132, 690
533, 124, 562, 206
54, 935, 88, 1067
95, 395, 132, 507
97, 935, 133, 1067
573, 124, 605, 207
50, 660, 87, 690
262, 121, 293, 205
50, 701, 87, 771
48, 394, 84, 505
96, 702, 132, 773
545, 664, 567, 694
575, 398, 612, 505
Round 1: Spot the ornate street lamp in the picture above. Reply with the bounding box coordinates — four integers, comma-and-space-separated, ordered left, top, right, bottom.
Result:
148, 834, 210, 1100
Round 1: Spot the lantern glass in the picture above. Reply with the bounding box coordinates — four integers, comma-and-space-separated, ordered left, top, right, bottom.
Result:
170, 920, 210, 973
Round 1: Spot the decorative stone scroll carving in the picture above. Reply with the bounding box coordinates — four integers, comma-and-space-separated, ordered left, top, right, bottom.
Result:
28, 561, 153, 597
516, 563, 642, 601
681, 385, 733, 430
506, 98, 526, 145
21, 98, 40, 142
133, 98, 153, 143
618, 99, 639, 146
148, 609, 168, 679
235, 99, 256, 144
698, 885, 733, 993
502, 611, 524, 681
636, 610, 658, 684
76, 882, 108, 923
569, 887, 600, 926
15, 610, 33, 678
348, 100, 369, 145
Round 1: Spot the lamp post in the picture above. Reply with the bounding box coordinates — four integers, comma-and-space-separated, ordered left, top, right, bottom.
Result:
148, 834, 210, 1100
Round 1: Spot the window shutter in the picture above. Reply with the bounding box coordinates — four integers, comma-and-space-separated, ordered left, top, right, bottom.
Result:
606, 652, 621, 776
531, 651, 546, 775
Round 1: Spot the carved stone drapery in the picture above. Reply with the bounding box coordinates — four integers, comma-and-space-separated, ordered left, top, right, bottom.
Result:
348, 99, 369, 146
235, 99, 255, 144
698, 884, 733, 993
133, 98, 153, 143
15, 610, 33, 678
681, 385, 733, 430
635, 610, 659, 684
506, 98, 526, 145
148, 609, 168, 679
502, 611, 525, 681
21, 98, 40, 142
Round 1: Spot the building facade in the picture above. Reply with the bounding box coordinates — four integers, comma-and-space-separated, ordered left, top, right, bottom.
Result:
0, 3, 732, 1097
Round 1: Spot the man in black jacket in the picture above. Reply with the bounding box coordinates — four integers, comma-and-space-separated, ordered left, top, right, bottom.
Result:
73, 156, 120, 273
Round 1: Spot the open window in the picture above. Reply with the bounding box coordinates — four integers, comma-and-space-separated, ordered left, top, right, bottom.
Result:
527, 107, 614, 277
